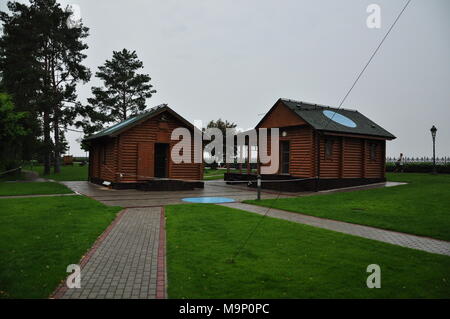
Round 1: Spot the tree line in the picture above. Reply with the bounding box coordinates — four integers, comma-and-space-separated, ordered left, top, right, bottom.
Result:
0, 0, 156, 174
0, 0, 236, 175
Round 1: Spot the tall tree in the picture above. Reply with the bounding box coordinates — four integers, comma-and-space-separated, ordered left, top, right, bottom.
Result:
34, 0, 90, 173
0, 0, 90, 174
205, 119, 237, 167
0, 93, 28, 170
0, 1, 42, 163
83, 49, 156, 134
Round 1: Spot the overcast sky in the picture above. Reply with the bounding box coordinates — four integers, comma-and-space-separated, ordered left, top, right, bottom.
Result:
1, 0, 449, 158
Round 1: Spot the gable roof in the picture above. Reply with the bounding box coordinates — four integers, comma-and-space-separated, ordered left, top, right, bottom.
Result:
256, 98, 395, 140
84, 104, 196, 141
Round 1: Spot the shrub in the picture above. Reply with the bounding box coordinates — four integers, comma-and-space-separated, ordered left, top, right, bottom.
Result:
386, 162, 450, 174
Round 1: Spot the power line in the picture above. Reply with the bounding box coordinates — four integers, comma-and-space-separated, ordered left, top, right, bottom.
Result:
229, 0, 413, 263
228, 193, 281, 263
325, 0, 412, 128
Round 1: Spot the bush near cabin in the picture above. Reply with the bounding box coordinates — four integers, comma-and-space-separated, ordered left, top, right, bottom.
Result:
386, 162, 450, 174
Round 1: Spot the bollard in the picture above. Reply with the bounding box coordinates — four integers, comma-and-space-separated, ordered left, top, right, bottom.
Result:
257, 174, 261, 200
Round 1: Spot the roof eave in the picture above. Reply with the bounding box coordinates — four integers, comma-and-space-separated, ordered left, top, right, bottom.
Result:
319, 129, 396, 140
83, 105, 199, 141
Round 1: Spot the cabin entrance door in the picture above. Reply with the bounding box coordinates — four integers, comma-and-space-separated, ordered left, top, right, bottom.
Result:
154, 143, 169, 178
280, 140, 290, 174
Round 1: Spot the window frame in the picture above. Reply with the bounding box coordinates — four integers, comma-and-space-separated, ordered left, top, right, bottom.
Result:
324, 138, 334, 159
370, 143, 377, 161
279, 140, 290, 175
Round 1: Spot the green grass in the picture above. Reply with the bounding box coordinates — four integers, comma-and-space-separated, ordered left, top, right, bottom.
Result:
244, 173, 450, 241
166, 204, 450, 298
29, 164, 88, 181
0, 182, 73, 196
203, 168, 256, 180
0, 170, 26, 182
0, 196, 121, 298
203, 169, 226, 180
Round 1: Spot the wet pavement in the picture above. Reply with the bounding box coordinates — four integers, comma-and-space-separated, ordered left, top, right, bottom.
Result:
60, 180, 405, 208
56, 207, 165, 299
60, 181, 302, 207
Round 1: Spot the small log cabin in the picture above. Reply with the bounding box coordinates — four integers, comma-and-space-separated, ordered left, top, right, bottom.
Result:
226, 98, 395, 192
85, 104, 203, 190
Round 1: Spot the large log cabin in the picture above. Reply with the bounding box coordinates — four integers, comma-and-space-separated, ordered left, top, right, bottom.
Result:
226, 98, 396, 192
85, 104, 204, 190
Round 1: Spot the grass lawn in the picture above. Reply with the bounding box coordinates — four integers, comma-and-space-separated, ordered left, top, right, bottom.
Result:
244, 173, 450, 241
29, 164, 88, 181
0, 196, 121, 298
203, 168, 229, 180
0, 170, 26, 182
204, 168, 257, 180
166, 204, 450, 298
0, 182, 73, 196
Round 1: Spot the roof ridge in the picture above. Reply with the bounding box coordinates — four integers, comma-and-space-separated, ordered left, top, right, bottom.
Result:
280, 98, 358, 112
85, 104, 169, 140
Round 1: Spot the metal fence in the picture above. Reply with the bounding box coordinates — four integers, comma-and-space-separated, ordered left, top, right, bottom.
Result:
386, 156, 450, 165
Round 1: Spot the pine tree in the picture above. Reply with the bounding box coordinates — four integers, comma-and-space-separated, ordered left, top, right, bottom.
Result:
0, 0, 91, 174
205, 119, 237, 168
84, 49, 156, 133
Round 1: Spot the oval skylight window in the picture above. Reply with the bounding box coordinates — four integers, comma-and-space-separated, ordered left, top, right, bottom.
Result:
322, 110, 357, 128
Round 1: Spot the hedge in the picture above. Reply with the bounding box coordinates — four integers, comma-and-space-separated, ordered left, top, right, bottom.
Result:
386, 162, 450, 174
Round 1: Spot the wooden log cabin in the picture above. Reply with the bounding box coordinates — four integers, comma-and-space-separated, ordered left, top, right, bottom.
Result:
85, 104, 204, 190
225, 98, 395, 192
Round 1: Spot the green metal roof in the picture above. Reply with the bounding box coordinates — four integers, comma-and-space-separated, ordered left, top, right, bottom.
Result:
84, 104, 173, 141
278, 98, 396, 139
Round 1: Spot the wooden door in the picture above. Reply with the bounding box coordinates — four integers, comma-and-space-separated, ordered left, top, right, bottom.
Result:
280, 141, 290, 174
154, 143, 169, 178
137, 142, 154, 180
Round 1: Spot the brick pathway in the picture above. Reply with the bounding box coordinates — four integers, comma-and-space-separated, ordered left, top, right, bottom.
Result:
56, 207, 166, 299
220, 202, 450, 256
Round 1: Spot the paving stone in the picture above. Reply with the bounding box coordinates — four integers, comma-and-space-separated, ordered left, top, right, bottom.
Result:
61, 207, 162, 299
60, 181, 404, 208
220, 202, 450, 256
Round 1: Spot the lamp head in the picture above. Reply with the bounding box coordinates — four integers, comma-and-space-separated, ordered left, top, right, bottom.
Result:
430, 125, 437, 139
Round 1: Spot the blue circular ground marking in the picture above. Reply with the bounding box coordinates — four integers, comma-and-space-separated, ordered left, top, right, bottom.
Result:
182, 197, 235, 204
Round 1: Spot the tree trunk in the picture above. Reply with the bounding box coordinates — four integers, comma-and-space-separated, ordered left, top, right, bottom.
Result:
123, 91, 127, 120
43, 111, 51, 175
53, 111, 61, 174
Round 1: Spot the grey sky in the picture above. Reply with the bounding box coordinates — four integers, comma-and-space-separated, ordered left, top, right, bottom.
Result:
2, 0, 449, 158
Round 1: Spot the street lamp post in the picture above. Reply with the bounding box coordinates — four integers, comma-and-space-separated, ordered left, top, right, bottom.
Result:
430, 125, 437, 174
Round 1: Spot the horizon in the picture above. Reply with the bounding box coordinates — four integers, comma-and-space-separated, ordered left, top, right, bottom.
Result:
1, 0, 449, 158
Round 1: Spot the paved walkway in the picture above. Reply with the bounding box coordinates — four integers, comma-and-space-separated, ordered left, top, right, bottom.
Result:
55, 207, 166, 299
0, 193, 79, 199
61, 181, 300, 207
60, 181, 402, 208
22, 169, 50, 182
220, 202, 450, 256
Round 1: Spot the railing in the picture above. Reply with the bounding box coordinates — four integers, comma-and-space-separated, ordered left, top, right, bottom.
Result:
386, 156, 450, 165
